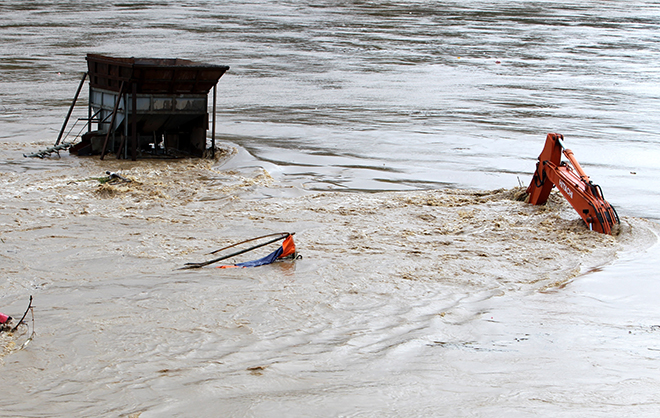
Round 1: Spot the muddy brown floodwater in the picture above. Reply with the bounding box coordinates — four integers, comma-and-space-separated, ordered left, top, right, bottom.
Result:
1, 147, 657, 417
2, 0, 660, 415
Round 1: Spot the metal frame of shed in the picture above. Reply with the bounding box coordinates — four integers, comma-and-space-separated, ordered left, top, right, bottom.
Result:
59, 54, 229, 160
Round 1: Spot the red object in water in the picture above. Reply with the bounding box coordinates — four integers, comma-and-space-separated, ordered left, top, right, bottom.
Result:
279, 235, 296, 258
0, 312, 9, 324
526, 133, 619, 234
218, 235, 297, 269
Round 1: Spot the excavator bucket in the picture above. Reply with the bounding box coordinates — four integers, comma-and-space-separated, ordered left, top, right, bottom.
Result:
526, 133, 619, 234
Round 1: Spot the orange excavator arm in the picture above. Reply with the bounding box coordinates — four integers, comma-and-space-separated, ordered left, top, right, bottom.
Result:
526, 133, 619, 234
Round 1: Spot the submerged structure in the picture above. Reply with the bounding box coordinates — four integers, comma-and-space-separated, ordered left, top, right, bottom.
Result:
57, 54, 229, 160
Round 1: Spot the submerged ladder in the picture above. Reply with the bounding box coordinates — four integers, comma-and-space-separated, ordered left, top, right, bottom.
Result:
24, 72, 88, 158
23, 142, 74, 158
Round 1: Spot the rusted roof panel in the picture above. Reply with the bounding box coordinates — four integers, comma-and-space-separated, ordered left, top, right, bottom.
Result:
86, 54, 229, 94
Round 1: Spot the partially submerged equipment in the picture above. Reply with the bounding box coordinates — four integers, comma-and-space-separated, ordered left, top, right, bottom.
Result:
30, 54, 229, 160
182, 232, 297, 269
526, 133, 619, 234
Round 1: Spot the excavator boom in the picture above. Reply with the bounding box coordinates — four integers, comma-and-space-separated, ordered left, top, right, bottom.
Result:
526, 133, 619, 234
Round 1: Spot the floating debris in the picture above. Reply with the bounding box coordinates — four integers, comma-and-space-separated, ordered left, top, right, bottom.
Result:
23, 142, 73, 158
105, 171, 132, 183
0, 312, 12, 333
1, 296, 35, 357
182, 232, 297, 269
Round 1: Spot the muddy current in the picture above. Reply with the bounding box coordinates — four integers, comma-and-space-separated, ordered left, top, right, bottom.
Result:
3, 0, 660, 416
1, 146, 658, 417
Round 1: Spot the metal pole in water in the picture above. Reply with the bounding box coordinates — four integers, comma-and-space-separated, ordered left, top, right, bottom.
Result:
100, 81, 125, 160
55, 72, 88, 146
212, 84, 217, 159
87, 76, 92, 134
131, 82, 137, 161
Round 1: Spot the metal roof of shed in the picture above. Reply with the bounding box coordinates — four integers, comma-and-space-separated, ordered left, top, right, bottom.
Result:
86, 53, 230, 95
